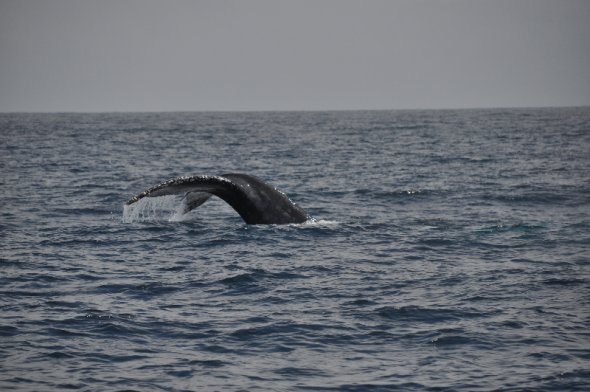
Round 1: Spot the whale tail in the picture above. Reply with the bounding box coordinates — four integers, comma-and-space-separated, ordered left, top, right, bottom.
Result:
181, 192, 212, 214
126, 174, 309, 224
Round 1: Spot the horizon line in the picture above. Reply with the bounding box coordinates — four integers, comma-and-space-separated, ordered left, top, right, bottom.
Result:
1, 104, 589, 115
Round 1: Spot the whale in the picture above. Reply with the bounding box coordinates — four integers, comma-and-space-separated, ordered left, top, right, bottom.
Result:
125, 173, 310, 224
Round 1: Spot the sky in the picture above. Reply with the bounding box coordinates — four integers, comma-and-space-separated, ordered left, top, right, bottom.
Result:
1, 0, 589, 112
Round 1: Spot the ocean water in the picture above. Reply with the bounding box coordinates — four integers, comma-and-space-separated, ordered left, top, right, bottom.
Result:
1, 108, 589, 391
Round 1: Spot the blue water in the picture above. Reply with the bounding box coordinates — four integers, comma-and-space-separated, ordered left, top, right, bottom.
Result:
1, 108, 589, 391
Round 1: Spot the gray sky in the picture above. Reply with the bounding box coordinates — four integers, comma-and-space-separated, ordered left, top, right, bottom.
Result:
1, 0, 589, 112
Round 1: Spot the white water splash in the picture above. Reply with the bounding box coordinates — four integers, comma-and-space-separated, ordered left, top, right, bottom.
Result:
302, 218, 339, 226
122, 195, 189, 223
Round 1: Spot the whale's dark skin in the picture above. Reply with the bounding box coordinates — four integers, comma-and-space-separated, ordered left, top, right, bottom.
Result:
126, 173, 309, 224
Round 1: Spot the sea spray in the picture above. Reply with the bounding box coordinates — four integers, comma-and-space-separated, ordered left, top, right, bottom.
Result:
122, 195, 187, 223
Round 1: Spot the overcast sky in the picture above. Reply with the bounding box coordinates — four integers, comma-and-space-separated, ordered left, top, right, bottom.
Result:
1, 0, 589, 112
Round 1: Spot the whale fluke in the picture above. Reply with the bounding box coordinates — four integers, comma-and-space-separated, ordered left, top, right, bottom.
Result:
126, 173, 309, 224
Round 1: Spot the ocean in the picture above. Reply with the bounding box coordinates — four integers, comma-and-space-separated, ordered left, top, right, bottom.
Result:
1, 108, 589, 391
